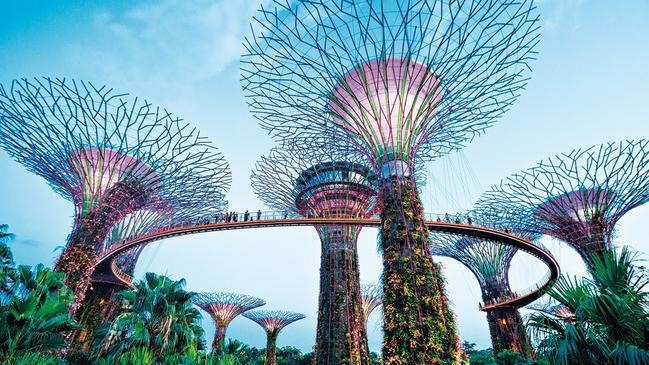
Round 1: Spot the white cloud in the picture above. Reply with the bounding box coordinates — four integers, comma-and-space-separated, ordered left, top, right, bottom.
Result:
82, 0, 269, 91
539, 0, 586, 32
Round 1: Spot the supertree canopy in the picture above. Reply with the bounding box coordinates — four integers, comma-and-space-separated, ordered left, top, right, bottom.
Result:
476, 140, 649, 271
0, 77, 232, 310
252, 146, 377, 365
243, 310, 305, 365
360, 284, 382, 327
242, 1, 539, 362
430, 208, 539, 358
192, 292, 266, 352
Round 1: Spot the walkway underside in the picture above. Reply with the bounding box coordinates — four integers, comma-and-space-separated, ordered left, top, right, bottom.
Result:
90, 215, 560, 310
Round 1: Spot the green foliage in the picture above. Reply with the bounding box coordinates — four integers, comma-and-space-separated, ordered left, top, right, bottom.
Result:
527, 247, 649, 365
0, 237, 76, 363
495, 350, 524, 365
93, 272, 204, 362
3, 351, 67, 365
379, 178, 463, 364
314, 241, 369, 365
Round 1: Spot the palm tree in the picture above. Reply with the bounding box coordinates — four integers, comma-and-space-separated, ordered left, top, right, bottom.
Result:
94, 272, 205, 361
527, 247, 649, 364
0, 261, 77, 361
0, 224, 14, 267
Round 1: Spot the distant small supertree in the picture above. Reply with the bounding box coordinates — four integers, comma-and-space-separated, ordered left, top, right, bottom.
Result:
360, 284, 382, 327
192, 292, 266, 352
243, 0, 540, 361
476, 140, 649, 271
243, 310, 305, 365
430, 208, 538, 358
252, 146, 376, 364
0, 77, 231, 311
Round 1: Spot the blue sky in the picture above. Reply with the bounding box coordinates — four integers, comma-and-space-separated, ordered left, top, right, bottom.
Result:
1, 0, 648, 353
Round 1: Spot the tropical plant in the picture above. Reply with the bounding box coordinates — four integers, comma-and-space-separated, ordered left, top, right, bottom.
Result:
0, 235, 76, 363
527, 246, 649, 364
93, 272, 205, 361
0, 224, 14, 268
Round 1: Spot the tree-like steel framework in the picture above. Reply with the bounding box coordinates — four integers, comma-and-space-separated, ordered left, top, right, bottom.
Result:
76, 191, 227, 349
243, 310, 305, 365
252, 146, 377, 364
430, 207, 539, 358
360, 284, 382, 327
193, 292, 266, 352
476, 140, 649, 272
242, 1, 540, 362
0, 77, 232, 313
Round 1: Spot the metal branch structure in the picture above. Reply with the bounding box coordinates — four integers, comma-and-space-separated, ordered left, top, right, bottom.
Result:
193, 292, 266, 352
476, 140, 649, 271
242, 1, 539, 362
430, 208, 539, 358
252, 146, 377, 364
360, 284, 382, 327
243, 310, 306, 365
0, 77, 232, 313
527, 297, 575, 323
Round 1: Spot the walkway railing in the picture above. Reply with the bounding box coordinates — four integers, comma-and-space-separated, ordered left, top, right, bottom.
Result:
92, 211, 559, 311
99, 210, 475, 262
479, 270, 552, 310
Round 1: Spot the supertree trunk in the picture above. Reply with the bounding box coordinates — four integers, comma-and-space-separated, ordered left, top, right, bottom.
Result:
213, 324, 228, 352
73, 283, 123, 351
315, 236, 370, 365
264, 330, 279, 365
486, 307, 533, 359
55, 181, 149, 312
379, 176, 462, 365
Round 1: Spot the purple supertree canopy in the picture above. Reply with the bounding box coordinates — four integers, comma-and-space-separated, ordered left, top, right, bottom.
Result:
193, 292, 266, 326
193, 292, 266, 350
476, 140, 649, 268
0, 78, 231, 219
242, 0, 539, 174
243, 310, 306, 334
360, 284, 382, 324
430, 208, 540, 301
252, 146, 377, 219
430, 234, 516, 302
0, 77, 231, 305
251, 146, 378, 245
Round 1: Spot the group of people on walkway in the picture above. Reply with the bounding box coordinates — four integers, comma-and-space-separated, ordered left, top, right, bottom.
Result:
436, 212, 473, 225
210, 210, 264, 224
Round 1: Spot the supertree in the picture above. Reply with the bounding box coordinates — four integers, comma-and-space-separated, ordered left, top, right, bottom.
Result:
476, 140, 649, 272
192, 292, 266, 352
243, 310, 305, 365
252, 146, 377, 365
429, 208, 539, 358
75, 193, 227, 350
360, 284, 382, 327
242, 1, 540, 362
0, 77, 232, 312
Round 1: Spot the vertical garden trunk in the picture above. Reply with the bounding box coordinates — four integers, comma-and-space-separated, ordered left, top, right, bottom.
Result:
264, 330, 279, 365
213, 324, 227, 352
314, 228, 370, 365
486, 307, 533, 358
55, 180, 149, 313
379, 176, 463, 364
55, 218, 109, 312
74, 283, 123, 351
